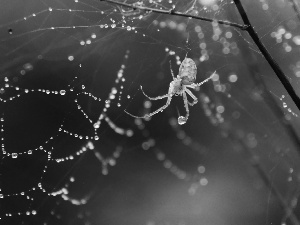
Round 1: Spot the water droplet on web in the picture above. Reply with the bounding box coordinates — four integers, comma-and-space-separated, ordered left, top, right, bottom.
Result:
178, 116, 187, 125
117, 103, 121, 107
111, 24, 116, 28
127, 95, 130, 99
8, 28, 13, 34
94, 123, 100, 129
60, 90, 66, 95
12, 153, 18, 158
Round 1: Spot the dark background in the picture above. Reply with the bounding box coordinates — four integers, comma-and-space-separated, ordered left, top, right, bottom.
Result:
1, 0, 300, 224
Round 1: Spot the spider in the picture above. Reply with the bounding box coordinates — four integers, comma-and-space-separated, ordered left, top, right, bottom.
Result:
125, 58, 216, 125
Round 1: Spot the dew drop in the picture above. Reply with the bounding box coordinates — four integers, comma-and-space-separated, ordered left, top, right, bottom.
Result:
8, 28, 13, 34
60, 90, 66, 95
178, 116, 187, 125
12, 153, 18, 158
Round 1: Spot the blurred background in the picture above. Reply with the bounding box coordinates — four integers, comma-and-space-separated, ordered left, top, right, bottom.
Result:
1, 0, 300, 224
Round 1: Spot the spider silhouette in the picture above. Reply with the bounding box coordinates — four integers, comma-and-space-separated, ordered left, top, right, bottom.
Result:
125, 58, 215, 125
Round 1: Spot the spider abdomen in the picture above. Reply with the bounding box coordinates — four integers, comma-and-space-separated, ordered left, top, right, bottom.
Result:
178, 58, 197, 85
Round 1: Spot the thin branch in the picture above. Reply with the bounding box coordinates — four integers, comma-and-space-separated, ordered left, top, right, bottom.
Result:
100, 0, 248, 30
235, 23, 300, 156
233, 0, 300, 112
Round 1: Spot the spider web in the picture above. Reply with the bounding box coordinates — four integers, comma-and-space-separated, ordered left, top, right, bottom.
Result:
1, 0, 300, 225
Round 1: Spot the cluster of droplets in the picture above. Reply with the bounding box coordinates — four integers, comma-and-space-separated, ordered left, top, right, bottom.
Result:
168, 117, 210, 195
0, 150, 51, 219
187, 165, 208, 195
134, 117, 201, 183
54, 141, 92, 163
279, 95, 298, 118
0, 77, 69, 103
50, 176, 88, 205
271, 25, 300, 53
1, 0, 156, 51
1, 115, 4, 157
169, 117, 208, 152
199, 93, 225, 125
130, 97, 210, 195
0, 51, 135, 221
152, 19, 187, 33
94, 145, 123, 175
115, 50, 130, 108
290, 60, 300, 78
53, 140, 123, 176
210, 72, 238, 93
155, 149, 188, 180
48, 175, 92, 223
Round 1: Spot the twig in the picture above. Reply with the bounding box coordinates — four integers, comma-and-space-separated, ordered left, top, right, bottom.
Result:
100, 0, 248, 30
235, 28, 300, 156
233, 0, 300, 111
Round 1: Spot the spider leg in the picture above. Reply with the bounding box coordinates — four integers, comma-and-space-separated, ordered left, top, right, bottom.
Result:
178, 91, 190, 124
125, 94, 173, 119
187, 101, 194, 106
169, 60, 175, 80
140, 85, 170, 100
143, 95, 173, 118
124, 110, 146, 119
185, 88, 198, 106
190, 71, 216, 88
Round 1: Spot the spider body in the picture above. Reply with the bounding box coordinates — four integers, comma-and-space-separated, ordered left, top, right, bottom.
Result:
178, 58, 197, 85
125, 57, 215, 125
169, 78, 183, 96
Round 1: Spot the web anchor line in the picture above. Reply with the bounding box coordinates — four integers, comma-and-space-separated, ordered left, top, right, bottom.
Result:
100, 0, 248, 30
